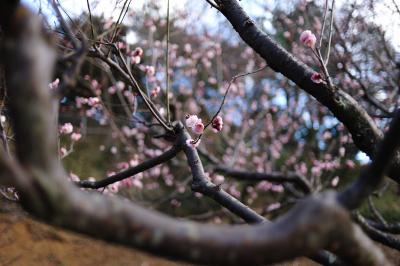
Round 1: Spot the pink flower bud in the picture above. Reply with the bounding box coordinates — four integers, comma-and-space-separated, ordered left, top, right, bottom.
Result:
145, 66, 155, 76
60, 147, 67, 157
132, 47, 143, 57
49, 78, 60, 90
59, 123, 73, 135
150, 86, 161, 97
300, 30, 316, 48
211, 115, 223, 132
71, 132, 82, 141
311, 72, 323, 83
192, 120, 204, 134
131, 56, 141, 64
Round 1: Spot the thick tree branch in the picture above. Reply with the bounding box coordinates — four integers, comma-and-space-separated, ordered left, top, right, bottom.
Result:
338, 110, 400, 209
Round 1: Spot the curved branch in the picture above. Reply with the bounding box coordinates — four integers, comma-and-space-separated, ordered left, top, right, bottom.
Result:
367, 219, 400, 235
355, 212, 400, 251
78, 144, 181, 189
338, 110, 400, 209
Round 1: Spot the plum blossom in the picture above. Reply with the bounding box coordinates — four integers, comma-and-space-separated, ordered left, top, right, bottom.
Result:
130, 47, 143, 65
150, 86, 161, 97
346, 160, 355, 169
192, 120, 204, 134
185, 115, 199, 128
132, 47, 143, 57
300, 30, 316, 48
145, 66, 155, 76
131, 56, 141, 64
311, 72, 323, 83
69, 172, 80, 182
60, 147, 67, 157
331, 176, 340, 187
115, 81, 125, 91
71, 132, 82, 141
49, 78, 60, 90
211, 115, 223, 132
185, 115, 204, 134
266, 202, 281, 212
110, 146, 118, 154
59, 123, 73, 134
88, 97, 100, 107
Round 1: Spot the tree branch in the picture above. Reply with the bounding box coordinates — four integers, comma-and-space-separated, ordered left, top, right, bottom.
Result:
355, 212, 400, 251
338, 109, 400, 209
214, 166, 312, 194
78, 144, 181, 189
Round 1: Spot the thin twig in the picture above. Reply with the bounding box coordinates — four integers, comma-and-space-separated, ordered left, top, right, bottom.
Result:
193, 65, 267, 143
166, 0, 171, 124
86, 0, 95, 40
325, 0, 335, 65
318, 0, 329, 49
205, 0, 220, 9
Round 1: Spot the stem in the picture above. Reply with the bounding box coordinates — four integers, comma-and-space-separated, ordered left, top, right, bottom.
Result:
166, 0, 171, 124
325, 0, 335, 65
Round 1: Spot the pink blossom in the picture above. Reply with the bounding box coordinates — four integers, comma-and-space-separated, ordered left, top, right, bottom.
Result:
192, 120, 204, 134
131, 56, 141, 64
71, 132, 82, 141
69, 172, 80, 182
108, 86, 117, 94
186, 138, 201, 148
300, 30, 317, 48
150, 86, 161, 97
145, 66, 155, 76
311, 72, 323, 83
49, 78, 60, 90
110, 146, 118, 154
185, 114, 200, 128
117, 42, 126, 50
211, 115, 223, 132
213, 174, 225, 184
266, 202, 281, 212
331, 176, 340, 187
59, 123, 73, 134
119, 177, 133, 188
346, 160, 355, 169
60, 147, 67, 157
115, 81, 125, 91
132, 178, 143, 189
88, 97, 100, 106
132, 47, 143, 57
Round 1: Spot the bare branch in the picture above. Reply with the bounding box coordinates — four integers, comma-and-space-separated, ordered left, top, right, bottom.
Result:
355, 212, 400, 251
338, 109, 400, 209
78, 144, 181, 189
